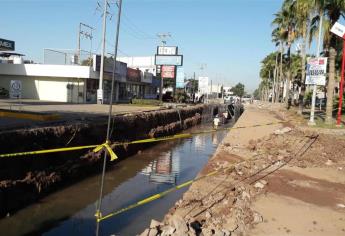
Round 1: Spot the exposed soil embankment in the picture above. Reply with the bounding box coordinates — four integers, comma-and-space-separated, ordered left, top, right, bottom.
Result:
0, 104, 217, 217
139, 104, 345, 236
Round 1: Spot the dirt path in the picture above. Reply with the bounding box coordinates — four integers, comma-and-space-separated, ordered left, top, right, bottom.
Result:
139, 103, 345, 236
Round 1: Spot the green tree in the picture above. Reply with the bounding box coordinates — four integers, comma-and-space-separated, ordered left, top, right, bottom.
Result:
231, 83, 245, 98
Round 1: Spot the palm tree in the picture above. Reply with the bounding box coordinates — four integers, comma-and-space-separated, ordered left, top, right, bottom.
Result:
260, 53, 277, 101
311, 0, 345, 124
272, 28, 285, 102
294, 0, 314, 114
272, 11, 289, 103
272, 1, 297, 107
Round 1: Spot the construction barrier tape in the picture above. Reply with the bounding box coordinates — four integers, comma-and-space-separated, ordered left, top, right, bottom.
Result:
93, 141, 118, 161
96, 166, 231, 222
0, 121, 287, 159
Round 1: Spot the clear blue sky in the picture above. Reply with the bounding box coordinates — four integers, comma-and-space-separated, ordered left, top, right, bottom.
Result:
1, 0, 284, 92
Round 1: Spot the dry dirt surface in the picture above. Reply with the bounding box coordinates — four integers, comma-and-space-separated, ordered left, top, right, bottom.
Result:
139, 103, 345, 236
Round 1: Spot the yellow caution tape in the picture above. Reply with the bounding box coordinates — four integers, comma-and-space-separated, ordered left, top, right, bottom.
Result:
128, 133, 192, 144
0, 120, 287, 159
0, 144, 99, 158
93, 140, 118, 161
97, 165, 231, 223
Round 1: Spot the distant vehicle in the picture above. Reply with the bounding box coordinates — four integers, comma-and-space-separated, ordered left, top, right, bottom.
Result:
242, 95, 252, 103
163, 91, 173, 102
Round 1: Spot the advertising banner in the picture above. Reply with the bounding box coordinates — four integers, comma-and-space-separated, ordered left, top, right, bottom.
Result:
176, 67, 185, 88
161, 66, 175, 78
127, 68, 141, 82
0, 38, 15, 51
92, 55, 127, 81
155, 55, 183, 66
306, 57, 328, 86
10, 80, 22, 99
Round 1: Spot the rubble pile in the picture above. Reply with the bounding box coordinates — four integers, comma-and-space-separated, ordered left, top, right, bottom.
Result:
140, 122, 345, 236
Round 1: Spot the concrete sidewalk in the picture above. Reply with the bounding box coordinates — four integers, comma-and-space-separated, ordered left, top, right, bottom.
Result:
0, 99, 161, 131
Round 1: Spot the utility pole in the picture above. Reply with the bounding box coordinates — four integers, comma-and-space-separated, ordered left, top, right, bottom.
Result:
97, 0, 108, 104
157, 32, 171, 101
95, 0, 122, 235
77, 22, 94, 65
309, 13, 323, 125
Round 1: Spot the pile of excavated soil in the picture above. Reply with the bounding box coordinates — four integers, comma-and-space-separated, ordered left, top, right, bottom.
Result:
139, 104, 345, 236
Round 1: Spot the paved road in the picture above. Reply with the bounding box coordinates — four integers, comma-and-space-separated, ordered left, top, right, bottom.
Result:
0, 99, 162, 131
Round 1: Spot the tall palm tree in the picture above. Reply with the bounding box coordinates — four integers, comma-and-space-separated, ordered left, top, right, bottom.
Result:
272, 1, 297, 107
272, 11, 289, 103
294, 0, 314, 114
311, 0, 345, 124
272, 27, 287, 103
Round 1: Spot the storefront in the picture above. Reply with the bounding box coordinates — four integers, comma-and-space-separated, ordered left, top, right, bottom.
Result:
121, 67, 142, 100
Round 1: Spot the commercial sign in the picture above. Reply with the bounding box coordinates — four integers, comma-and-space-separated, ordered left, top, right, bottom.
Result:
198, 77, 209, 94
306, 57, 328, 86
161, 66, 175, 78
93, 55, 127, 81
157, 46, 178, 55
176, 67, 185, 88
127, 68, 141, 82
10, 80, 22, 99
330, 22, 345, 39
155, 55, 183, 66
0, 38, 15, 51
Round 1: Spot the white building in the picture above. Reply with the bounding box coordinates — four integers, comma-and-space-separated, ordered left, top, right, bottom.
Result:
0, 63, 98, 103
0, 53, 160, 103
223, 86, 233, 96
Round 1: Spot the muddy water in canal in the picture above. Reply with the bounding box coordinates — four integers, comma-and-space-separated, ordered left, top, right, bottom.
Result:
0, 121, 234, 236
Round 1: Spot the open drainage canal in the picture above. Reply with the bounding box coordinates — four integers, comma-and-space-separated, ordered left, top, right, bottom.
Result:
0, 121, 235, 236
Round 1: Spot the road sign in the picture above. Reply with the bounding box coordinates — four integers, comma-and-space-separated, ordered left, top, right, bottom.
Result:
155, 55, 183, 66
161, 66, 175, 78
305, 57, 328, 86
10, 80, 22, 99
0, 38, 15, 51
157, 46, 178, 55
331, 21, 345, 125
176, 67, 185, 88
331, 22, 345, 39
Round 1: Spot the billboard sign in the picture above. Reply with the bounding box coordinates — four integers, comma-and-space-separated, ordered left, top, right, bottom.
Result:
306, 57, 328, 86
92, 55, 127, 81
10, 80, 22, 99
157, 46, 178, 55
0, 38, 15, 51
161, 66, 175, 78
155, 55, 183, 66
198, 77, 209, 94
176, 67, 185, 88
127, 68, 141, 82
331, 22, 345, 39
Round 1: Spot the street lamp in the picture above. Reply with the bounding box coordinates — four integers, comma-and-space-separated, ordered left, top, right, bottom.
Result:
330, 22, 345, 126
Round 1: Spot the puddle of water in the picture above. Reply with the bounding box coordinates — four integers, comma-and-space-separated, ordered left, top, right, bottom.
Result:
0, 122, 233, 236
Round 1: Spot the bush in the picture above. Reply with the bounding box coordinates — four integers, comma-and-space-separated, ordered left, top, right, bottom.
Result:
333, 94, 345, 114
174, 90, 189, 103
131, 99, 162, 106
